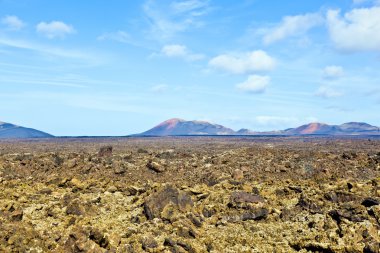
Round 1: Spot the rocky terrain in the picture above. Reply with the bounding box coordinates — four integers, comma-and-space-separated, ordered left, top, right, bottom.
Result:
0, 137, 379, 252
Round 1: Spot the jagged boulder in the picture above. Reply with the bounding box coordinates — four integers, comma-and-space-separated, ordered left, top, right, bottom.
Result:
143, 185, 193, 220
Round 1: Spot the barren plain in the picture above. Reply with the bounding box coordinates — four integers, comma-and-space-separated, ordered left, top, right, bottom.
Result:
0, 137, 379, 252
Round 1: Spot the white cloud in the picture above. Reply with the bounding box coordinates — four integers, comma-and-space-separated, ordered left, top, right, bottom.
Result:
323, 65, 344, 79
327, 7, 380, 51
263, 13, 323, 44
160, 44, 204, 61
236, 75, 270, 93
36, 21, 75, 39
143, 0, 210, 40
97, 31, 130, 43
151, 84, 168, 93
170, 0, 209, 14
315, 86, 343, 98
1, 15, 25, 30
162, 44, 186, 57
209, 50, 275, 74
0, 37, 97, 62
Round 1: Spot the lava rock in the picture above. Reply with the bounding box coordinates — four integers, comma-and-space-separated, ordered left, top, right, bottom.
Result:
232, 169, 244, 180
324, 191, 357, 203
70, 178, 86, 190
288, 186, 302, 193
364, 241, 380, 253
98, 146, 113, 157
230, 192, 265, 204
155, 149, 175, 159
107, 185, 118, 193
146, 160, 166, 173
164, 237, 176, 247
66, 199, 85, 216
241, 208, 269, 221
11, 209, 23, 221
141, 237, 158, 250
137, 148, 148, 153
143, 185, 193, 220
114, 163, 127, 174
187, 213, 203, 227
362, 198, 379, 207
38, 187, 52, 195
89, 228, 109, 249
297, 195, 322, 213
328, 206, 367, 223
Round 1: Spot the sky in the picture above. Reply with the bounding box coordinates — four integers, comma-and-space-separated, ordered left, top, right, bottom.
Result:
1, 0, 380, 136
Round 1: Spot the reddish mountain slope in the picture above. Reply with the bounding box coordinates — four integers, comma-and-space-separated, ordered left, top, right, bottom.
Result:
139, 118, 235, 136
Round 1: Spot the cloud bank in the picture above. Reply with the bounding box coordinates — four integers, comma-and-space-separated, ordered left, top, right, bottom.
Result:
327, 7, 380, 51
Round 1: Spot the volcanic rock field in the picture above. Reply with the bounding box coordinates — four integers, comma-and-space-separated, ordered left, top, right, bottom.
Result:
0, 137, 379, 252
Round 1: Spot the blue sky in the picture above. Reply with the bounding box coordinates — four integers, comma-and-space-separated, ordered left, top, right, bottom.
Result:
1, 0, 380, 136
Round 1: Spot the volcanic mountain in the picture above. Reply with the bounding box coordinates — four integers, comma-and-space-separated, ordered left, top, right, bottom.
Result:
236, 128, 257, 135
282, 122, 380, 135
284, 123, 340, 135
138, 118, 235, 136
0, 121, 53, 139
138, 119, 380, 136
339, 122, 379, 133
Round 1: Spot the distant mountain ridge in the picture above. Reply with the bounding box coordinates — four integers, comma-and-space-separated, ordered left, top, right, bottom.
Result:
282, 122, 380, 135
137, 119, 380, 136
1, 118, 379, 138
0, 121, 53, 139
139, 118, 235, 136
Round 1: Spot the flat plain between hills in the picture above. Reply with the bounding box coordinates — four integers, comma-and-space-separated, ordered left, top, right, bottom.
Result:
0, 137, 379, 252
